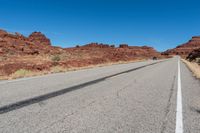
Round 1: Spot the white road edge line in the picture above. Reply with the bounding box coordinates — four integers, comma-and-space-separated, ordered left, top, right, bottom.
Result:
175, 58, 183, 133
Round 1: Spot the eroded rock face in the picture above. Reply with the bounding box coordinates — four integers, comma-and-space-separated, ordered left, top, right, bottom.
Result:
119, 44, 129, 48
82, 43, 111, 48
78, 43, 161, 59
0, 30, 63, 56
28, 32, 51, 46
162, 36, 200, 57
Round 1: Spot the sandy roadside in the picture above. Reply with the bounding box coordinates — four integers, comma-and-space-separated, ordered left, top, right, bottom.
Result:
182, 59, 200, 79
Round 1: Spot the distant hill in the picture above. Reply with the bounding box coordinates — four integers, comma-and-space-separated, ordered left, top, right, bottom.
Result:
162, 36, 200, 57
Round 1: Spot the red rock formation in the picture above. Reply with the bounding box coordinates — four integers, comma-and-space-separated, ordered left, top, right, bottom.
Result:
0, 30, 63, 56
28, 32, 51, 46
0, 28, 163, 77
119, 44, 129, 48
0, 29, 7, 36
162, 36, 200, 57
82, 43, 111, 48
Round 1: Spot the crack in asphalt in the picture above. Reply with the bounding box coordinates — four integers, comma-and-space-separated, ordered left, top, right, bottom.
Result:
0, 61, 165, 114
160, 75, 176, 133
36, 100, 96, 133
116, 84, 131, 98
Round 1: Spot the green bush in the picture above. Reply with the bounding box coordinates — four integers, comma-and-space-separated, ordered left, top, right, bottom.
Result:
51, 55, 61, 62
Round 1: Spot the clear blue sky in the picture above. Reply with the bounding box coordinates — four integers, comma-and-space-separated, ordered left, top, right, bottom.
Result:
0, 0, 200, 51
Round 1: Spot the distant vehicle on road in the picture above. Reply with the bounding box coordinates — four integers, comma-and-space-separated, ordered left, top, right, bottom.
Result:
152, 57, 157, 60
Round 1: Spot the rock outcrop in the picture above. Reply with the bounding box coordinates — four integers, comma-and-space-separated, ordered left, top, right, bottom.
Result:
162, 36, 200, 57
28, 32, 51, 46
0, 30, 63, 55
119, 44, 129, 48
82, 43, 111, 48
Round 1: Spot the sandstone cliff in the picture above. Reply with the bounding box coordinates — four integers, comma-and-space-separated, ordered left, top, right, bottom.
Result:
162, 36, 200, 57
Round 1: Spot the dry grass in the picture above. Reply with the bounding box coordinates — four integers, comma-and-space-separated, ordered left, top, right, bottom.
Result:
0, 70, 50, 80
50, 66, 67, 73
0, 59, 146, 80
182, 59, 200, 78
51, 59, 146, 73
51, 55, 61, 62
196, 58, 200, 64
10, 69, 33, 79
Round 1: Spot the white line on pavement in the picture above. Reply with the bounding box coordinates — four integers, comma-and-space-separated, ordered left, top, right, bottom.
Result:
175, 58, 183, 133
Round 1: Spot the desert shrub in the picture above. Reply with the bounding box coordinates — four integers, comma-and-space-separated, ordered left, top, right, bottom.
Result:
196, 58, 200, 64
12, 69, 32, 78
0, 56, 7, 61
51, 55, 61, 62
51, 66, 66, 73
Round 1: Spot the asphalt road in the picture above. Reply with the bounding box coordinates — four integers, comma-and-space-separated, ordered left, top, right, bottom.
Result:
0, 57, 200, 133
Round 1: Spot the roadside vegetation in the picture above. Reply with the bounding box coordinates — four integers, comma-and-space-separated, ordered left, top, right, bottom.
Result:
182, 59, 200, 78
51, 54, 61, 62
50, 66, 66, 73
10, 69, 33, 79
0, 59, 145, 80
196, 58, 200, 64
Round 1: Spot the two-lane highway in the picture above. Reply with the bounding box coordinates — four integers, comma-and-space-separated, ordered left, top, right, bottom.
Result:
0, 57, 200, 133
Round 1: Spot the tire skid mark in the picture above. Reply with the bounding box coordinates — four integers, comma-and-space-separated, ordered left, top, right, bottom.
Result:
0, 61, 165, 114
